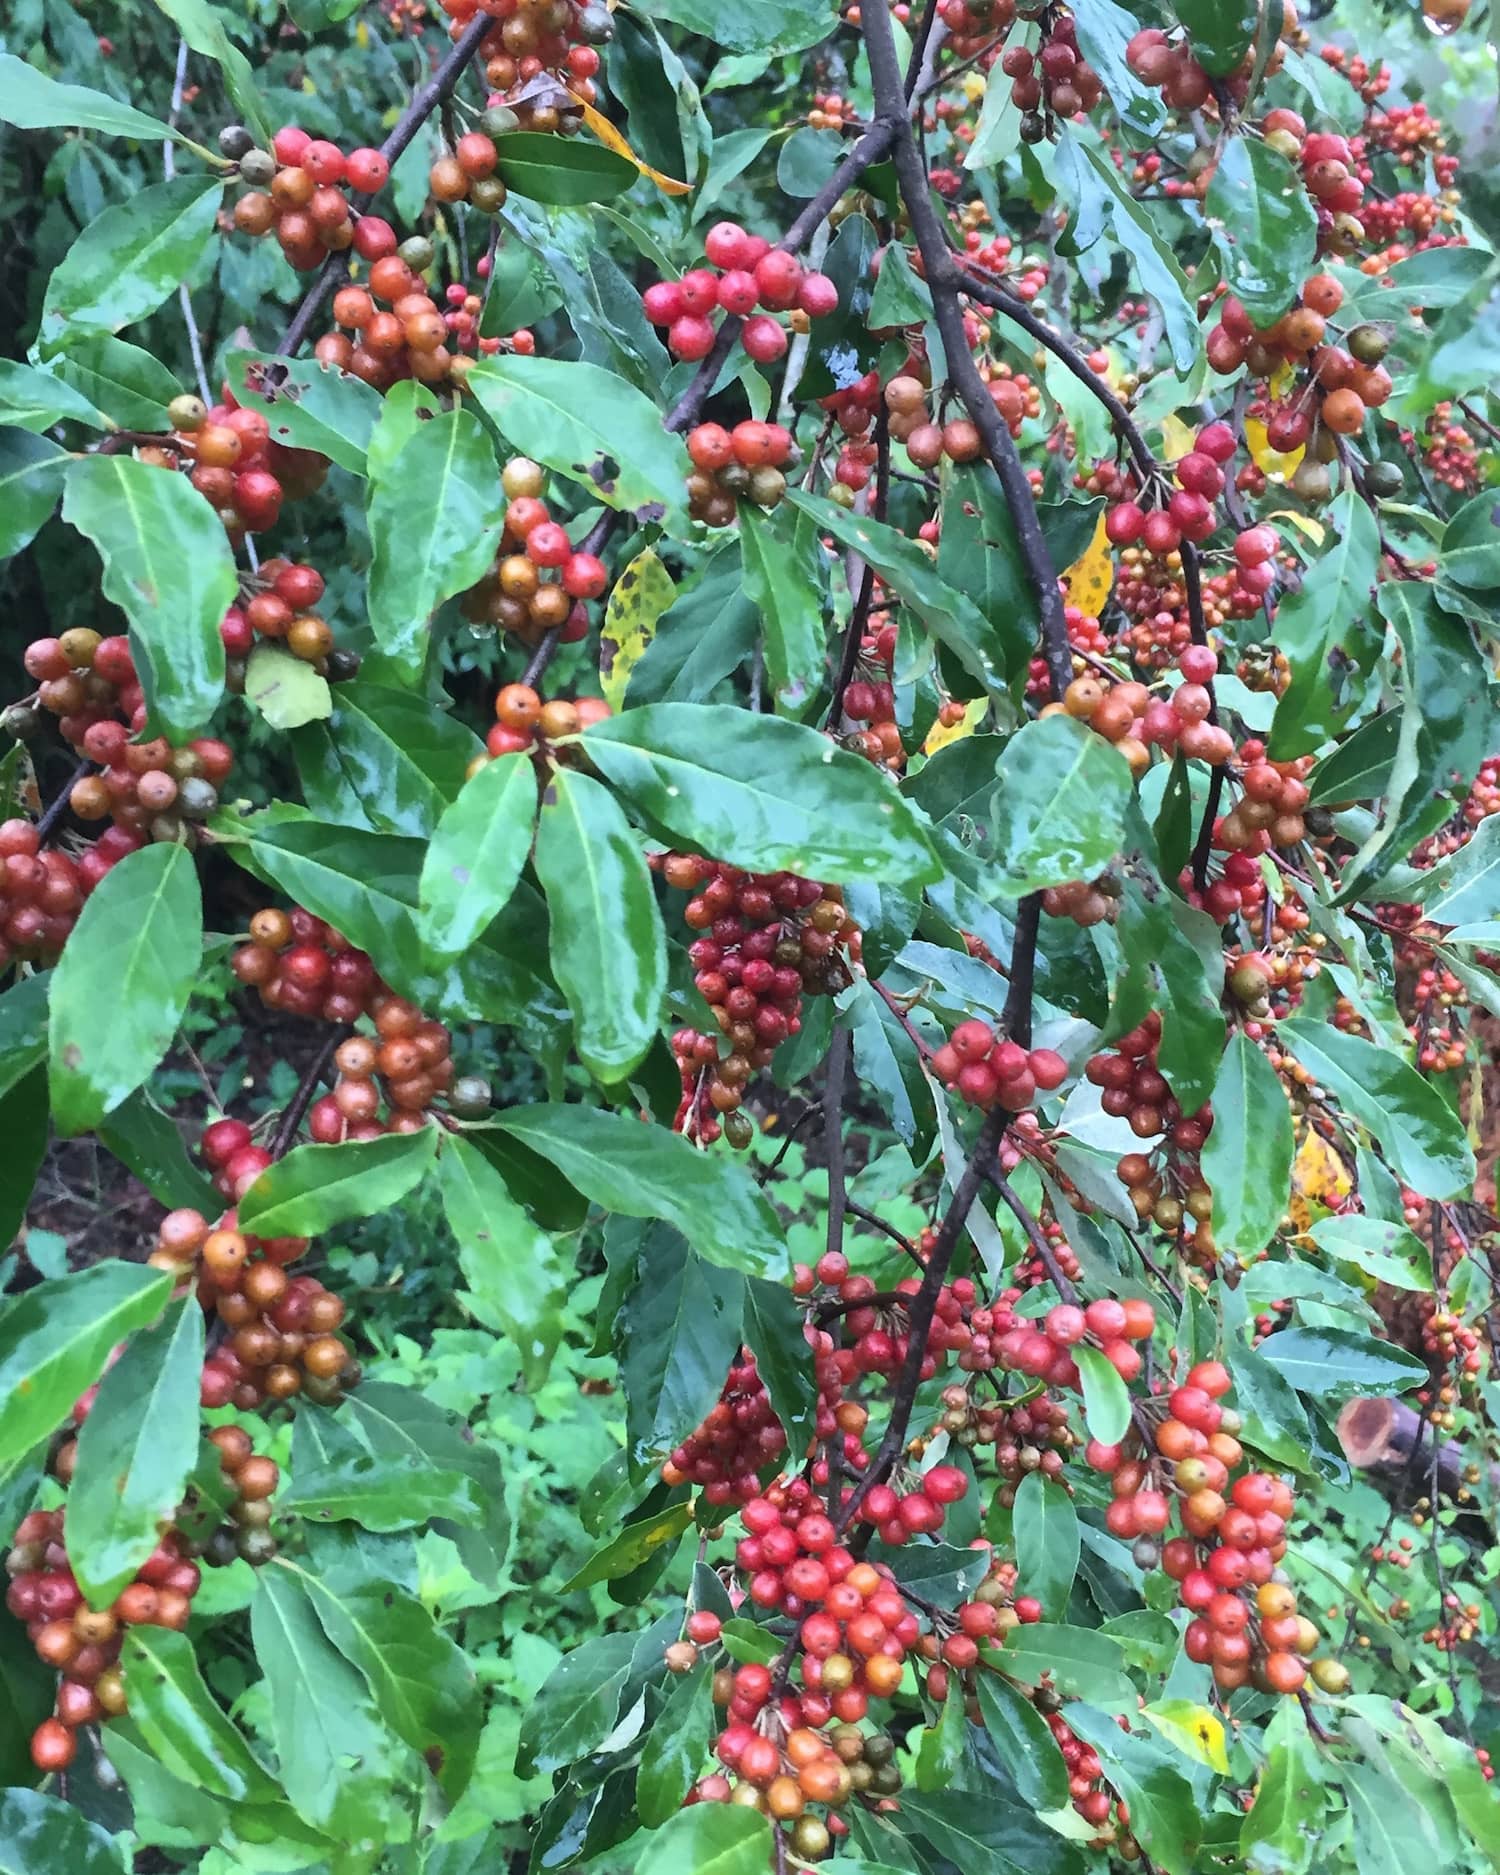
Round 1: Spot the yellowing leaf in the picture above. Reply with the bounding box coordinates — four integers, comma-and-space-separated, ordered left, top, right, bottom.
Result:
573, 95, 691, 196
1288, 1123, 1353, 1237
1143, 1700, 1229, 1774
922, 697, 987, 755
1159, 413, 1197, 462
600, 549, 676, 711
1265, 507, 1325, 546
1245, 416, 1304, 481
1062, 513, 1113, 618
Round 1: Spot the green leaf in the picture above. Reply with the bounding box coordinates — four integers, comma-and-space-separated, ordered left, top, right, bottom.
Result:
148, 0, 273, 148
0, 1067, 47, 1254
293, 680, 481, 837
245, 643, 332, 731
618, 1220, 746, 1470
1241, 1698, 1324, 1874
0, 1619, 59, 1790
419, 752, 538, 959
0, 429, 68, 558
0, 357, 107, 432
47, 335, 181, 430
1226, 1339, 1311, 1471
627, 545, 757, 705
897, 1788, 1084, 1875
467, 356, 692, 532
1277, 1018, 1474, 1198
1309, 706, 1403, 808
1439, 489, 1500, 591
94, 1091, 215, 1213
636, 1660, 712, 1828
1073, 138, 1198, 372
535, 768, 666, 1083
276, 1555, 480, 1801
0, 1261, 170, 1467
741, 1275, 818, 1456
1412, 811, 1500, 925
913, 1674, 967, 1792
562, 1500, 695, 1591
586, 702, 939, 885
1309, 1215, 1433, 1290
249, 1569, 400, 1836
122, 1626, 279, 1801
1175, 0, 1258, 72
986, 715, 1133, 897
788, 489, 1027, 688
226, 351, 384, 476
1115, 879, 1227, 1114
283, 1400, 487, 1533
1201, 1032, 1294, 1260
974, 1669, 1071, 1810
40, 174, 223, 347
520, 1631, 637, 1775
739, 502, 826, 715
62, 455, 232, 740
1074, 1343, 1131, 1446
0, 973, 51, 1103
366, 406, 506, 679
966, 21, 1038, 170
491, 130, 637, 204
637, 1806, 774, 1875
1013, 1472, 1079, 1620
493, 1102, 788, 1275
48, 843, 201, 1134
237, 1129, 437, 1237
438, 1135, 565, 1389
1070, 0, 1167, 134
1395, 260, 1500, 420
0, 1789, 126, 1875
1206, 138, 1317, 325
634, 0, 831, 51
0, 52, 189, 143
67, 1300, 203, 1608
1064, 1707, 1201, 1875
1269, 492, 1380, 757
1258, 1325, 1427, 1396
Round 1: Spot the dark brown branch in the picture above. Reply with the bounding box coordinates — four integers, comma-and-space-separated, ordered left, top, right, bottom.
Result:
269, 1027, 349, 1160
824, 1026, 851, 1267
35, 758, 92, 846
845, 1199, 926, 1270
987, 1168, 1079, 1304
278, 12, 494, 355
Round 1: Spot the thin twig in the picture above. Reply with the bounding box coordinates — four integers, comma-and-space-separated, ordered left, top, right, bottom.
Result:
35, 758, 92, 846
845, 1200, 926, 1271
163, 39, 213, 404
269, 1028, 349, 1160
824, 1027, 851, 1268
988, 1168, 1079, 1304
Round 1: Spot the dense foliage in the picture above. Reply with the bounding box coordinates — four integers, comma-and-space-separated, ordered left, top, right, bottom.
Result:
2, 0, 1500, 1870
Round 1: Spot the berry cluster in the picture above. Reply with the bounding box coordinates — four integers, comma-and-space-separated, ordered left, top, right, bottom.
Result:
231, 907, 381, 1025
459, 456, 604, 644
0, 820, 86, 968
1086, 1012, 1214, 1151
840, 613, 904, 770
157, 384, 328, 537
1104, 419, 1239, 555
685, 419, 796, 526
661, 1349, 791, 1506
658, 856, 859, 1147
886, 365, 1034, 463
486, 685, 610, 761
230, 125, 392, 274
996, 1295, 1156, 1390
642, 222, 838, 368
317, 244, 491, 391
309, 1020, 467, 1144
65, 727, 233, 847
999, 12, 1103, 145
439, 0, 606, 102
930, 1017, 1068, 1112
1041, 874, 1120, 928
220, 556, 334, 671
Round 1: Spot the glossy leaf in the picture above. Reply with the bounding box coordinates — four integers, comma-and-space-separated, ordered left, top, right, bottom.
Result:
519, 1631, 636, 1775
562, 1500, 695, 1591
1257, 1325, 1428, 1395
789, 489, 1027, 688
419, 751, 538, 959
1073, 138, 1198, 372
0, 52, 185, 142
250, 1569, 401, 1836
738, 501, 826, 715
1013, 1472, 1079, 1620
1202, 1032, 1295, 1261
626, 545, 757, 705
986, 715, 1133, 897
1278, 1018, 1474, 1198
1269, 493, 1380, 757
974, 1669, 1071, 1810
467, 356, 692, 530
0, 430, 68, 558
48, 335, 181, 430
0, 1789, 125, 1875
1310, 1214, 1433, 1290
237, 1128, 437, 1236
366, 406, 506, 678
1413, 811, 1500, 925
277, 1555, 481, 1800
245, 643, 332, 731
62, 456, 232, 741
438, 1134, 565, 1389
47, 842, 201, 1135
281, 1405, 485, 1533
585, 703, 939, 885
618, 1220, 746, 1470
1065, 1707, 1201, 1875
68, 1299, 203, 1608
0, 1261, 170, 1466
150, 0, 273, 147
637, 1806, 774, 1874
40, 173, 222, 346
741, 1275, 818, 1456
494, 1102, 787, 1275
1207, 138, 1317, 324
0, 1067, 47, 1254
122, 1626, 279, 1801
1070, 0, 1166, 134
535, 768, 666, 1083
1176, 0, 1258, 73
1073, 1343, 1131, 1446
1241, 1698, 1324, 1875
636, 1659, 713, 1827
897, 1788, 1084, 1875
294, 679, 481, 836
491, 130, 636, 203
226, 350, 384, 474
97, 1089, 220, 1213
0, 357, 107, 431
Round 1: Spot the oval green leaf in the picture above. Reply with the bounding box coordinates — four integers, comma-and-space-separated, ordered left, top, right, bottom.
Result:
1201, 1031, 1295, 1261
237, 1128, 437, 1237
419, 751, 539, 959
438, 1135, 565, 1389
987, 714, 1133, 898
492, 130, 638, 204
40, 173, 223, 346
121, 1625, 280, 1801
